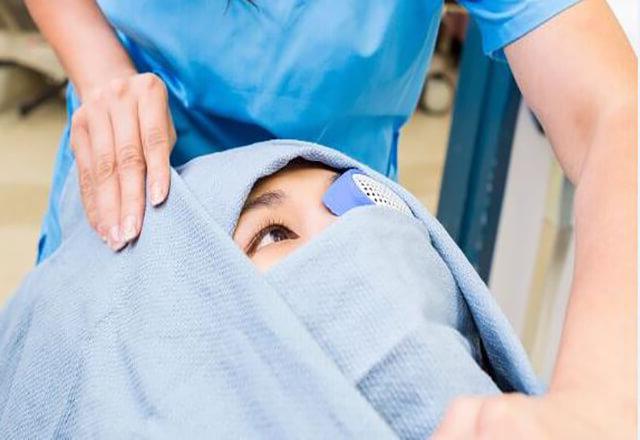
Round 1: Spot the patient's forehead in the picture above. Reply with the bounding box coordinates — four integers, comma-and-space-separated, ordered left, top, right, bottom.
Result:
245, 159, 338, 201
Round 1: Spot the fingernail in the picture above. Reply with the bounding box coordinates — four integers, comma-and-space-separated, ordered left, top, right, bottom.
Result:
122, 215, 137, 241
98, 224, 108, 243
150, 182, 164, 206
108, 225, 124, 251
110, 240, 127, 252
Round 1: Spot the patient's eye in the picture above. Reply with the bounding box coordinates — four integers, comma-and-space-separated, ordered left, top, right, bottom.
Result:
248, 224, 298, 255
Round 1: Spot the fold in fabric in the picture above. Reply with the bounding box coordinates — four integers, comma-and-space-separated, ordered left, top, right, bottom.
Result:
0, 140, 540, 439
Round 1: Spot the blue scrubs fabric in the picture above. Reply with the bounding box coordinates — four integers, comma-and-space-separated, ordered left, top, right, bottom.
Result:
37, 0, 580, 262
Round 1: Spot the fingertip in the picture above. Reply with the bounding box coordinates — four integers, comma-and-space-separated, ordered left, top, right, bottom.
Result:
122, 215, 139, 242
97, 224, 108, 243
107, 225, 126, 251
149, 181, 167, 206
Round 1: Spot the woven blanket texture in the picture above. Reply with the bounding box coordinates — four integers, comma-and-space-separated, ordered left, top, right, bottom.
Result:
0, 140, 540, 439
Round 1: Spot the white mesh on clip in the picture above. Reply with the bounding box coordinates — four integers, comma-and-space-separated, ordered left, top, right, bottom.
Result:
352, 174, 413, 217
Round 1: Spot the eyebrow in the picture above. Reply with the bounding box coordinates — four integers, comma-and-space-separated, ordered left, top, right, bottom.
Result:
240, 171, 339, 215
241, 189, 287, 214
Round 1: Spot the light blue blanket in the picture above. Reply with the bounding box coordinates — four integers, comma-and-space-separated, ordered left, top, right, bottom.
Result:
0, 140, 540, 439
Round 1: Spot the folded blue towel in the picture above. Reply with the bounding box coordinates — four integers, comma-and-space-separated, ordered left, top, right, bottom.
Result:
0, 140, 540, 438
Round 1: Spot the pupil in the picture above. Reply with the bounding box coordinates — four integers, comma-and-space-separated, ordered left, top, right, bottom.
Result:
269, 227, 288, 242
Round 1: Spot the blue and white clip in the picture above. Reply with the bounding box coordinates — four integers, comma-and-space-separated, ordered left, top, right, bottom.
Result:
322, 169, 413, 217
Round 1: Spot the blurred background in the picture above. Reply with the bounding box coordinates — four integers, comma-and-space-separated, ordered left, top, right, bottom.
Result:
0, 0, 637, 383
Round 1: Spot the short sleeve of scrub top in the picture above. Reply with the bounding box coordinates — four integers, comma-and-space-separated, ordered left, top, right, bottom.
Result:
37, 0, 582, 263
461, 0, 582, 59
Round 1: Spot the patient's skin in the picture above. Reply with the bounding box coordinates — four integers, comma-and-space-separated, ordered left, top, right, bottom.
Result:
233, 163, 338, 271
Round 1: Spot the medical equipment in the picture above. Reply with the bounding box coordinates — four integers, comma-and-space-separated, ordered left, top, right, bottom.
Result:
322, 168, 413, 217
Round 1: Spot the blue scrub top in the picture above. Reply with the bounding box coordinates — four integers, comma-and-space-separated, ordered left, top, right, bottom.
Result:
38, 0, 580, 262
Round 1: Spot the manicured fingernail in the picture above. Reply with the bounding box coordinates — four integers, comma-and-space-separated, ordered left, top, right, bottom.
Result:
108, 225, 124, 251
150, 182, 164, 206
122, 215, 137, 241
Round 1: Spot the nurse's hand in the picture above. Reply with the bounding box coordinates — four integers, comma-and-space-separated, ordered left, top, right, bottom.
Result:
431, 390, 633, 439
70, 72, 176, 251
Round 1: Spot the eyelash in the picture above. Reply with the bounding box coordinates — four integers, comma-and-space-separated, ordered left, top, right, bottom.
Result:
245, 218, 297, 256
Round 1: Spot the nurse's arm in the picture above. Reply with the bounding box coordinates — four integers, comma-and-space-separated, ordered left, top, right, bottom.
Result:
434, 0, 636, 437
505, 0, 636, 411
25, 0, 176, 250
24, 0, 134, 99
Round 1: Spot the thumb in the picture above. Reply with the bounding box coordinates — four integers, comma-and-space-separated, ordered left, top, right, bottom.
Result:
431, 396, 484, 440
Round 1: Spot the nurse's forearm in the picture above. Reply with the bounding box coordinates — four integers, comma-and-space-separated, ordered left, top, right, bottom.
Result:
25, 0, 136, 99
551, 105, 636, 402
505, 0, 636, 416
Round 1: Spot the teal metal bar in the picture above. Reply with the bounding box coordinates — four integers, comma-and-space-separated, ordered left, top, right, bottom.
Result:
437, 20, 521, 281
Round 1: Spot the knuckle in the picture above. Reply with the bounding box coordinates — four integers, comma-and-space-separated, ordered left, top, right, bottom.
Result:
117, 143, 146, 171
86, 102, 107, 119
139, 72, 161, 90
108, 78, 128, 98
143, 127, 169, 152
87, 87, 105, 105
138, 73, 167, 99
94, 152, 116, 182
78, 168, 93, 194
